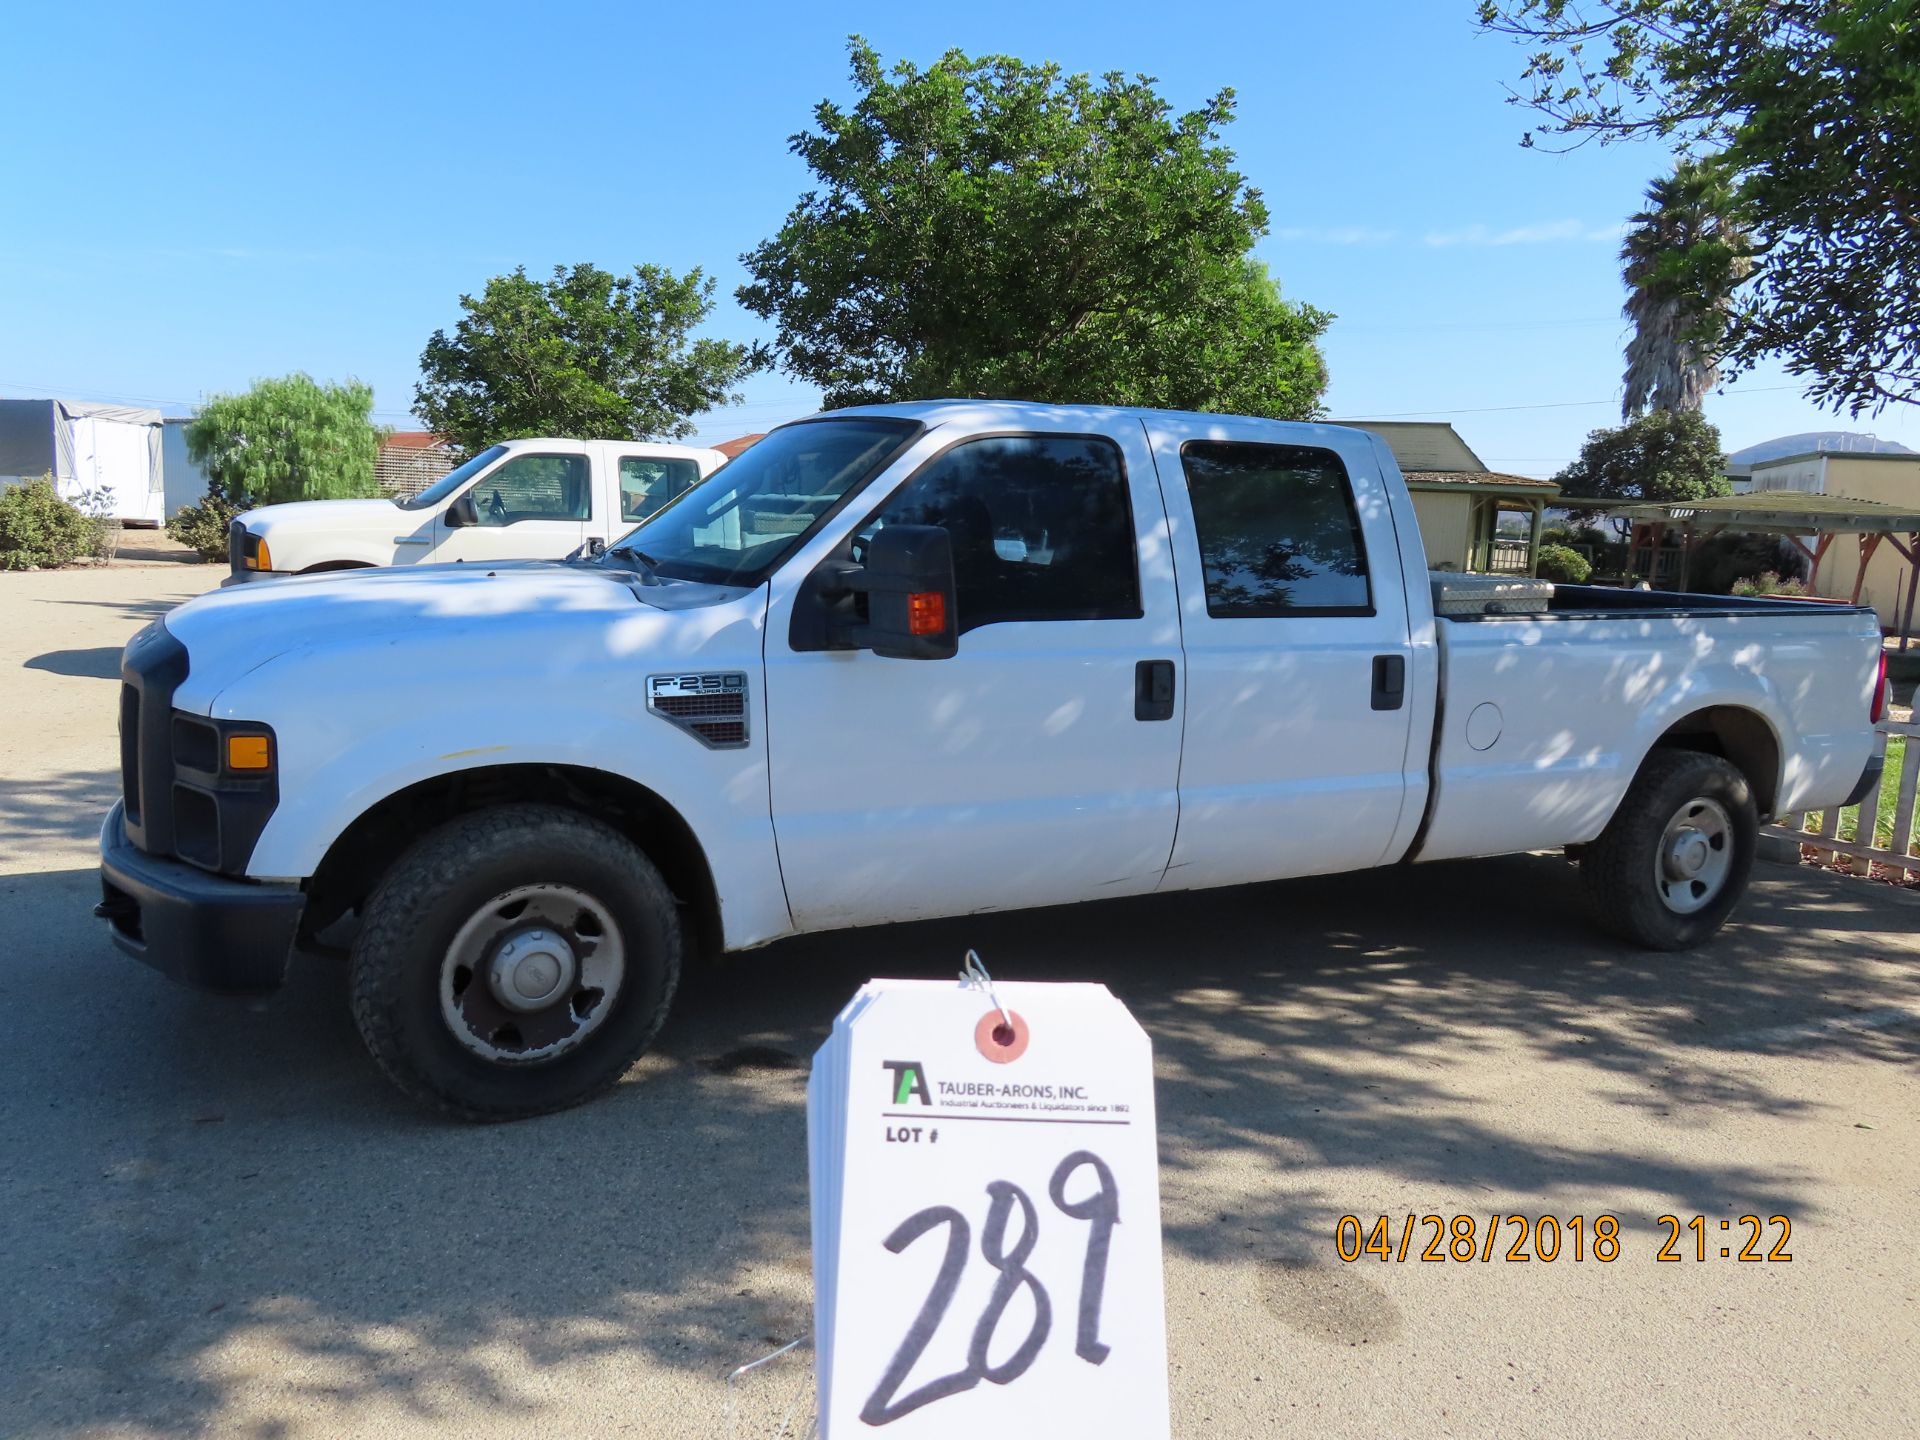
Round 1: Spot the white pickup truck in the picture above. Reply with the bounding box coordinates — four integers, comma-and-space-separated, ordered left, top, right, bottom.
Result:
100, 401, 1889, 1119
224, 436, 726, 579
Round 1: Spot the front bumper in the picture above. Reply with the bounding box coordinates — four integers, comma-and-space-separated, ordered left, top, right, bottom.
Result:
97, 800, 304, 994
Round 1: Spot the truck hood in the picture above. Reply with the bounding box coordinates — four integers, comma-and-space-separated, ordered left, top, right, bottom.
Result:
241, 498, 408, 538
163, 562, 739, 712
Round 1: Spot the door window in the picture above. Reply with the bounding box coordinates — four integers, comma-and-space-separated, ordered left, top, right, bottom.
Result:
864, 435, 1139, 631
469, 454, 590, 526
619, 456, 703, 522
1180, 441, 1372, 616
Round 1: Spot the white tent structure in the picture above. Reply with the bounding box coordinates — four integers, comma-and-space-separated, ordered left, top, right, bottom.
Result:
0, 399, 166, 525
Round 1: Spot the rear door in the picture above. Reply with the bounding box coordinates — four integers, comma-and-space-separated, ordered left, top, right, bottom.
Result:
1144, 417, 1418, 888
432, 450, 590, 562
764, 419, 1185, 930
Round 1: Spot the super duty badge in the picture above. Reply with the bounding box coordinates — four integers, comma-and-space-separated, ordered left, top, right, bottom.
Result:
646, 672, 750, 749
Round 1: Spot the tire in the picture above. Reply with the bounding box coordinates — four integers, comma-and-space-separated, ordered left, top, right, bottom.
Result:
1581, 749, 1758, 951
349, 804, 682, 1120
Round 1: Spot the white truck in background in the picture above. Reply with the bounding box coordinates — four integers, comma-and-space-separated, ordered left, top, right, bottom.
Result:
224, 437, 727, 580
100, 401, 1888, 1119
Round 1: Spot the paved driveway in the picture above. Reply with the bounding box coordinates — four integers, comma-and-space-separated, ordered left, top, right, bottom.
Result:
3, 564, 1917, 1439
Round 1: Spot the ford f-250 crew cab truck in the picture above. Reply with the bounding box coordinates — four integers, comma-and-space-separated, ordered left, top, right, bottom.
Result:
99, 401, 1889, 1119
224, 436, 726, 581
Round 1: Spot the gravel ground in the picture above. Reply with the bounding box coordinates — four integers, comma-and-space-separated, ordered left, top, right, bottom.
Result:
2, 564, 1917, 1440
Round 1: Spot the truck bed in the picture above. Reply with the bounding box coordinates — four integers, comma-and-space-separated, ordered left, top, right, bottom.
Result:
1441, 582, 1875, 623
1414, 584, 1883, 864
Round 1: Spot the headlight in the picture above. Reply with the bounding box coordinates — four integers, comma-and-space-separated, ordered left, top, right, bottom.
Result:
242, 532, 273, 571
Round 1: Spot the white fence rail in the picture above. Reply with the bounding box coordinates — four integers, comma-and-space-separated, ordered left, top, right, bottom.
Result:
1767, 719, 1919, 879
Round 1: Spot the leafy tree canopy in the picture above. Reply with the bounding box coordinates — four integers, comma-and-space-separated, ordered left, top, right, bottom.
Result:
1554, 408, 1730, 505
1479, 0, 1920, 415
185, 373, 384, 507
739, 38, 1331, 417
415, 263, 761, 455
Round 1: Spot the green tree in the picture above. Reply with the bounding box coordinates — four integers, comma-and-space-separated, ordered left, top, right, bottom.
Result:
185, 374, 384, 507
1620, 160, 1752, 418
739, 38, 1330, 416
1554, 409, 1730, 505
415, 263, 760, 455
1479, 1, 1920, 415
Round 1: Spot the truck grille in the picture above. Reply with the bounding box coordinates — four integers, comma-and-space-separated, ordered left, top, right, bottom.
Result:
119, 685, 142, 824
119, 622, 190, 856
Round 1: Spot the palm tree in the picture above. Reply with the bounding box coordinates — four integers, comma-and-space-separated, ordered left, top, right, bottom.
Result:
1620, 160, 1753, 418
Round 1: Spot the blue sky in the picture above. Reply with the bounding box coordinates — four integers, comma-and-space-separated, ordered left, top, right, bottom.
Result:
6, 0, 1915, 478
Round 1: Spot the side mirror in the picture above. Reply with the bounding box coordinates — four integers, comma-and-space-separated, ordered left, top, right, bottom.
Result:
445, 493, 478, 528
853, 524, 958, 660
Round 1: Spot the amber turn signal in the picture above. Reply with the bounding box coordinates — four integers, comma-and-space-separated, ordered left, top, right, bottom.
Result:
906, 590, 946, 636
245, 539, 272, 571
226, 734, 272, 770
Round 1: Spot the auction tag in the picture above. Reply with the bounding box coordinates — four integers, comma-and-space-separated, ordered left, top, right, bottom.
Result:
808, 973, 1170, 1437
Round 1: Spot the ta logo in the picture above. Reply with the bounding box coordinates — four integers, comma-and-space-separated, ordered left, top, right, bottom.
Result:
882, 1060, 933, 1106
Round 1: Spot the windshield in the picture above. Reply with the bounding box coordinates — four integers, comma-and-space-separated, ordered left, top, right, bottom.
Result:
396, 445, 509, 510
603, 418, 920, 585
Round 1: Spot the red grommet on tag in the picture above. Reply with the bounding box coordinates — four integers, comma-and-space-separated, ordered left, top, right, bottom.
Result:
974, 1009, 1029, 1063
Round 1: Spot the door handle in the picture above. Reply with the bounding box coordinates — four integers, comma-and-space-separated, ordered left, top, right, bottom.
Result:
1135, 659, 1176, 721
1371, 654, 1406, 711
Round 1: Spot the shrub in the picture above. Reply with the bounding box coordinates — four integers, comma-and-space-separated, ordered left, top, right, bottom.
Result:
1535, 543, 1593, 584
1732, 571, 1809, 598
0, 477, 93, 570
167, 494, 240, 562
1691, 533, 1807, 594
74, 485, 122, 562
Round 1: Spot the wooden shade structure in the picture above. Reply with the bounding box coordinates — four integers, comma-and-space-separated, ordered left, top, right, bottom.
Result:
1606, 493, 1920, 643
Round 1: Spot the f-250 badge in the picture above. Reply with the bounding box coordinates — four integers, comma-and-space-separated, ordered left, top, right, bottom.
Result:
646, 672, 751, 749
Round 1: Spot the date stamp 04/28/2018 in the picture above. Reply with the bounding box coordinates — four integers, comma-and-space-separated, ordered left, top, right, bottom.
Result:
1335, 1213, 1794, 1265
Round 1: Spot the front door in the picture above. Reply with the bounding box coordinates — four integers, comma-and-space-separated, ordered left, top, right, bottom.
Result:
764, 421, 1185, 931
433, 451, 590, 562
1144, 418, 1419, 888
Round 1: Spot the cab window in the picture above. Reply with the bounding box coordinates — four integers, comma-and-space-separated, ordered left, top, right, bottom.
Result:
1180, 441, 1372, 616
470, 454, 590, 526
863, 434, 1139, 631
619, 456, 703, 523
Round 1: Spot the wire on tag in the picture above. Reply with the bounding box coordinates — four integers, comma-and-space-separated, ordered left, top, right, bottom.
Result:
959, 948, 1012, 1031
962, 950, 1029, 1062
722, 1334, 814, 1439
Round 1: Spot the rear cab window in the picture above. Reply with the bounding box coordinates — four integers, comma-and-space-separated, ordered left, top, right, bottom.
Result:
1179, 441, 1372, 617
619, 455, 704, 523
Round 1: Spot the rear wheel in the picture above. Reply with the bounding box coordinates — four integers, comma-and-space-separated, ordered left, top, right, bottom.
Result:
1581, 750, 1757, 950
349, 805, 682, 1120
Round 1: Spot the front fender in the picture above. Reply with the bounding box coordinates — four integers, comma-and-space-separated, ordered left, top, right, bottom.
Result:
206, 599, 792, 951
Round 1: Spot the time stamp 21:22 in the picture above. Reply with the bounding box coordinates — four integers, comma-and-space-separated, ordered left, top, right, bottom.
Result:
1336, 1214, 1794, 1264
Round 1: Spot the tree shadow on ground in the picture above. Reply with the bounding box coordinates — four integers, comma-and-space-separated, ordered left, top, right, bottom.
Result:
0, 769, 122, 867
4, 844, 1918, 1436
23, 646, 123, 679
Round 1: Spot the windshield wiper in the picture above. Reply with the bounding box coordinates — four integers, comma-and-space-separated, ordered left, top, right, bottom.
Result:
602, 544, 662, 585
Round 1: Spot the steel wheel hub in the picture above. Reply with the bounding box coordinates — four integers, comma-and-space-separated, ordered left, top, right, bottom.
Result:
1655, 797, 1734, 915
439, 884, 624, 1064
488, 928, 576, 1011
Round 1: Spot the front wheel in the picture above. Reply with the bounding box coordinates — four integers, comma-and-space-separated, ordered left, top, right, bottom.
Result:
349, 805, 682, 1120
1581, 750, 1758, 951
